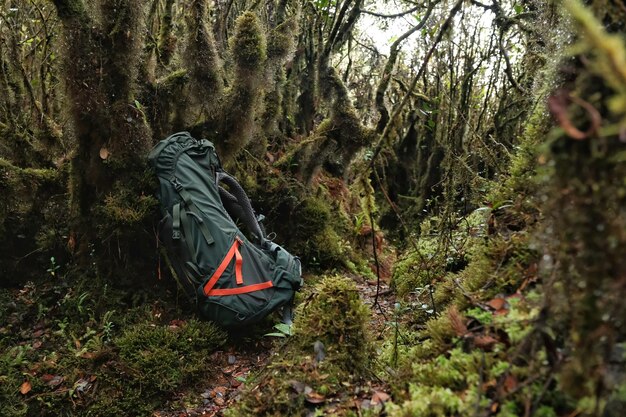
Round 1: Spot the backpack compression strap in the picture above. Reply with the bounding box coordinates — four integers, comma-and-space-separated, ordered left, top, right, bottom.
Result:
202, 236, 274, 296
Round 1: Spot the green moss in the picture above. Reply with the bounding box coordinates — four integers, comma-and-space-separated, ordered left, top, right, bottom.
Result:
391, 237, 442, 297
101, 189, 156, 225
231, 12, 267, 71
0, 344, 29, 417
286, 196, 353, 268
267, 19, 297, 61
387, 385, 465, 417
184, 0, 224, 101
294, 275, 373, 374
115, 319, 226, 392
229, 276, 373, 416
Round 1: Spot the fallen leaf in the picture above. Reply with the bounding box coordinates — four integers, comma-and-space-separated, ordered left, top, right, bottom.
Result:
20, 381, 31, 395
169, 319, 185, 328
473, 335, 499, 350
486, 297, 506, 311
503, 375, 518, 393
99, 147, 109, 160
371, 390, 391, 405
32, 340, 43, 349
67, 234, 76, 252
46, 375, 64, 388
73, 377, 93, 394
289, 380, 306, 394
305, 391, 326, 404
482, 379, 497, 390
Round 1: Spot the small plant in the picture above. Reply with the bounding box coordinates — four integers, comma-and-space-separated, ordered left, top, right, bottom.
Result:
264, 322, 292, 338
101, 310, 116, 342
47, 256, 60, 277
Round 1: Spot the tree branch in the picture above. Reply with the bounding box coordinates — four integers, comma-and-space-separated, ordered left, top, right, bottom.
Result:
375, 0, 436, 132
366, 0, 464, 171
361, 5, 421, 19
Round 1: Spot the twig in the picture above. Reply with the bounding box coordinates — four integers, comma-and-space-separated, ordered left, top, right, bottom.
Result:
370, 210, 382, 308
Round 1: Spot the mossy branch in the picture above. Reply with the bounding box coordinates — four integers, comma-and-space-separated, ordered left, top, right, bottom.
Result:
218, 11, 267, 161
184, 0, 224, 101
157, 0, 176, 66
375, 1, 435, 133
50, 0, 86, 21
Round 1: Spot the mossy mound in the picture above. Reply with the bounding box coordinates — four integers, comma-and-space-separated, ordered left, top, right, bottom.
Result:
115, 319, 227, 392
293, 275, 373, 374
228, 275, 373, 416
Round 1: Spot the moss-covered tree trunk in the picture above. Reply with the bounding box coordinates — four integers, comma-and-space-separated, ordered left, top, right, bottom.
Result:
52, 0, 156, 279
544, 1, 626, 413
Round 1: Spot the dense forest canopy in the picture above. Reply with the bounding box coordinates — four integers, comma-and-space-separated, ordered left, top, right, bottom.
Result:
0, 0, 624, 416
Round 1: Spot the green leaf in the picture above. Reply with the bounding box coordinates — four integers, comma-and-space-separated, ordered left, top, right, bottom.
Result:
274, 323, 292, 335
264, 332, 287, 338
514, 4, 523, 14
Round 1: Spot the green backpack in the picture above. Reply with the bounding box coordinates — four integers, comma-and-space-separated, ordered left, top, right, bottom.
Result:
148, 132, 302, 327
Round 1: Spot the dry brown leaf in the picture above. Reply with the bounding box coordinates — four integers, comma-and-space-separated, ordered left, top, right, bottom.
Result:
99, 147, 110, 160
473, 335, 499, 350
20, 381, 31, 395
371, 390, 391, 405
305, 391, 326, 404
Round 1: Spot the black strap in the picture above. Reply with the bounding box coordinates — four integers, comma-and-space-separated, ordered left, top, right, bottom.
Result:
217, 172, 265, 243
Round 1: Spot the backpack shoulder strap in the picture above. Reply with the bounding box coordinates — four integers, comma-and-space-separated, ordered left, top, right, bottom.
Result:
216, 172, 265, 244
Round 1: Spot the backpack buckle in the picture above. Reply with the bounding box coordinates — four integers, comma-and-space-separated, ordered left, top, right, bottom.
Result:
172, 230, 181, 240
170, 177, 183, 191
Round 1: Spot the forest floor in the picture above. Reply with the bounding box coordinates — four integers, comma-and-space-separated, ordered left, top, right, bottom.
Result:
156, 275, 396, 417
0, 269, 397, 417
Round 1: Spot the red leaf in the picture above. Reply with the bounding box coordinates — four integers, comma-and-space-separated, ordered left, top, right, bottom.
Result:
486, 298, 506, 311
503, 375, 518, 393
20, 381, 31, 395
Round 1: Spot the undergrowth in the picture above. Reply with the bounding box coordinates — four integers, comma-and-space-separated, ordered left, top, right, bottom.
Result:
0, 273, 227, 417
